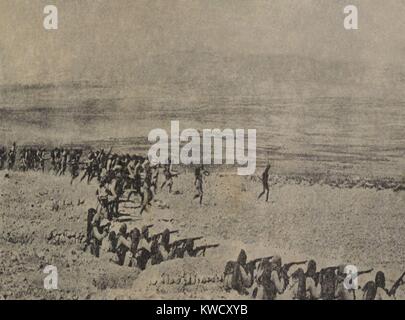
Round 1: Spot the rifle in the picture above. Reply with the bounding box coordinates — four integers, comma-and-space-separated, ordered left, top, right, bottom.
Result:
150, 230, 179, 240
320, 265, 339, 273
247, 256, 273, 267
347, 268, 373, 279
389, 271, 405, 296
170, 236, 204, 248
283, 260, 308, 272
281, 260, 308, 286
194, 244, 220, 256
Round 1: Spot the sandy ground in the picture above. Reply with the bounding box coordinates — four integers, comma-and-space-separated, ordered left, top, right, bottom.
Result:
1, 169, 405, 299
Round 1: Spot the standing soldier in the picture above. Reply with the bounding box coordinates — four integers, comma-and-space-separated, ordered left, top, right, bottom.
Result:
258, 162, 271, 202
8, 142, 16, 170
59, 149, 68, 176
37, 148, 47, 172
0, 146, 6, 169
150, 163, 159, 195
193, 165, 209, 205
20, 148, 28, 171
69, 151, 81, 184
161, 159, 177, 193
80, 151, 95, 184
54, 148, 62, 174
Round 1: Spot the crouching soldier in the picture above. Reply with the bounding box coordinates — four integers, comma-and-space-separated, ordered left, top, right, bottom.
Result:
254, 255, 285, 300
87, 211, 110, 258
146, 229, 174, 266
114, 223, 132, 266
224, 249, 253, 295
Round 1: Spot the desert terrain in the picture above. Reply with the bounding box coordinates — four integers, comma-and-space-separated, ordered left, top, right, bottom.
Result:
1, 166, 405, 300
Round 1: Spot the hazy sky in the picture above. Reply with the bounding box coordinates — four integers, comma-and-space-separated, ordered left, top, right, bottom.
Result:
1, 0, 405, 85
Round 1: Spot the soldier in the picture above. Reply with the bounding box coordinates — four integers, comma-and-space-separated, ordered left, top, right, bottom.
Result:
193, 165, 209, 205
88, 212, 109, 258
305, 260, 321, 300
279, 268, 307, 300
126, 156, 138, 189
374, 271, 393, 300
114, 223, 132, 266
256, 255, 285, 300
99, 230, 119, 263
139, 178, 153, 215
362, 271, 404, 300
59, 149, 68, 175
0, 146, 6, 169
36, 148, 47, 172
159, 229, 173, 261
224, 249, 253, 295
80, 151, 95, 184
106, 153, 114, 173
145, 239, 164, 267
258, 162, 271, 202
135, 226, 154, 270
69, 151, 81, 184
7, 142, 16, 170
160, 159, 177, 193
334, 264, 355, 300
96, 175, 111, 219
139, 225, 152, 249
128, 227, 141, 269
107, 170, 123, 219
127, 157, 143, 202
54, 148, 62, 174
318, 266, 339, 299
50, 148, 57, 172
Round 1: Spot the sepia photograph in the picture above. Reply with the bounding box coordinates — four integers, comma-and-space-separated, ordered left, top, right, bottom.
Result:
1, 0, 405, 306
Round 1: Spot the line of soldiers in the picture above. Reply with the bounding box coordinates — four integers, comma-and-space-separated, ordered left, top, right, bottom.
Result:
84, 208, 219, 270
1, 142, 209, 209
224, 250, 405, 300
0, 143, 171, 214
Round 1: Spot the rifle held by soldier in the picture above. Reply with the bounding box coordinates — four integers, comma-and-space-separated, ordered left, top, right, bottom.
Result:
194, 243, 220, 256
170, 236, 204, 248
247, 256, 274, 267
150, 229, 179, 240
389, 271, 405, 296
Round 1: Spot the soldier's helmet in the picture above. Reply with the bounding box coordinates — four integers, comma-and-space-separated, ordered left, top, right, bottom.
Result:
375, 271, 386, 289
119, 223, 128, 236
306, 259, 317, 277
130, 228, 141, 242
337, 264, 347, 276
185, 239, 194, 252
237, 249, 247, 265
